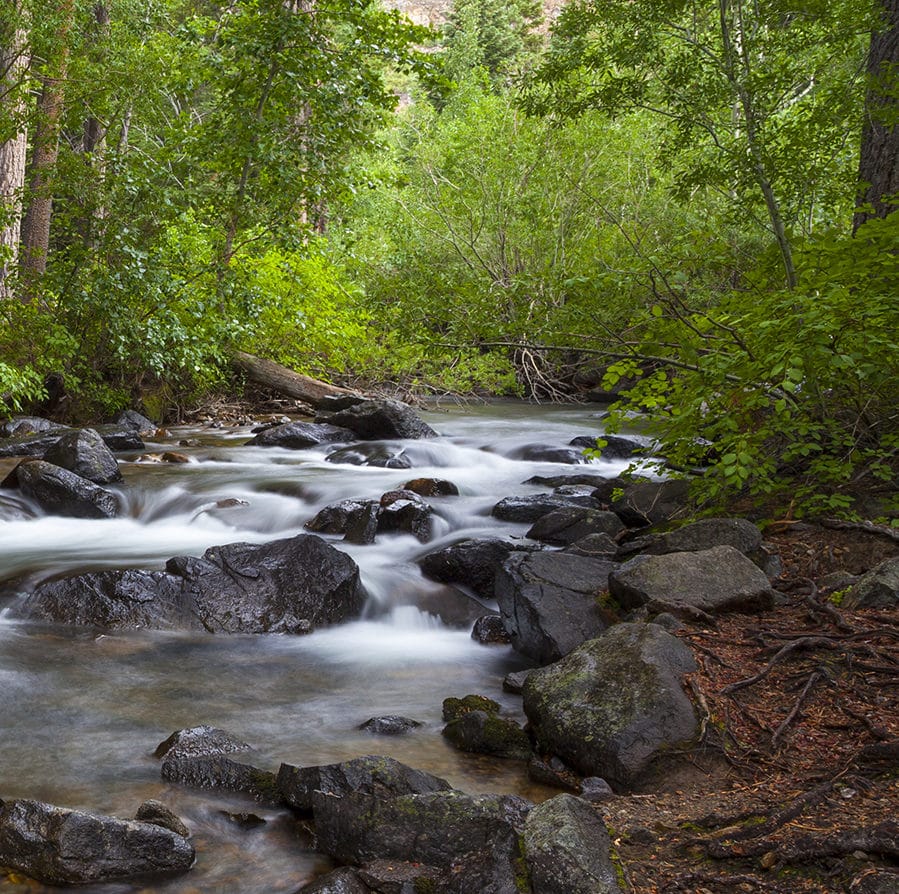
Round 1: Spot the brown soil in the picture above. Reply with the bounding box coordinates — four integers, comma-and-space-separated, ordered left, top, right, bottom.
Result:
603, 522, 899, 894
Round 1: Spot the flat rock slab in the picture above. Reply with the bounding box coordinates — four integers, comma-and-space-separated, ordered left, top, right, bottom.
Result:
0, 799, 194, 885
495, 551, 618, 664
523, 622, 698, 789
608, 545, 776, 618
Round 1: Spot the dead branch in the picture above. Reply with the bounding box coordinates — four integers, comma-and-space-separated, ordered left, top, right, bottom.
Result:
771, 671, 823, 749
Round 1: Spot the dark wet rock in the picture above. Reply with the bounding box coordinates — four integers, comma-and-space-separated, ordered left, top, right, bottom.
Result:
843, 557, 899, 609
166, 534, 367, 633
21, 534, 366, 633
154, 725, 250, 760
522, 623, 698, 789
471, 614, 511, 644
299, 866, 374, 893
571, 434, 649, 461
564, 533, 620, 559
417, 537, 538, 601
357, 860, 443, 894
526, 507, 625, 546
161, 754, 280, 805
0, 416, 63, 438
0, 429, 74, 458
344, 502, 381, 545
312, 788, 531, 869
579, 777, 615, 803
247, 421, 355, 448
15, 460, 120, 518
376, 489, 433, 542
523, 794, 624, 894
0, 457, 36, 488
0, 798, 194, 885
525, 473, 611, 488
642, 517, 763, 558
115, 409, 157, 432
527, 756, 578, 791
306, 499, 376, 535
91, 424, 146, 452
609, 546, 777, 619
325, 443, 412, 469
602, 479, 690, 527
442, 694, 500, 722
492, 493, 599, 523
314, 394, 367, 412
515, 444, 587, 464
277, 755, 452, 813
502, 669, 533, 694
21, 569, 183, 629
442, 711, 531, 760
134, 800, 190, 838
317, 399, 437, 440
402, 477, 459, 497
358, 716, 422, 736
495, 551, 618, 664
43, 428, 122, 484
220, 811, 266, 828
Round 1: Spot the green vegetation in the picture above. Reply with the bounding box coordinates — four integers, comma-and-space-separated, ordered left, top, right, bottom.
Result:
0, 0, 897, 517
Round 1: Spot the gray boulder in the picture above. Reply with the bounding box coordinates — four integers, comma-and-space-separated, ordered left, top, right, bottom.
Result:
492, 493, 600, 523
418, 537, 539, 601
115, 409, 157, 431
300, 867, 374, 893
522, 623, 698, 788
0, 799, 194, 885
495, 551, 618, 664
442, 710, 532, 760
526, 507, 625, 546
317, 399, 437, 440
608, 545, 776, 618
598, 479, 690, 527
15, 460, 120, 518
43, 428, 122, 484
20, 534, 366, 633
154, 725, 250, 760
843, 557, 899, 608
523, 794, 624, 894
0, 416, 63, 437
642, 517, 762, 557
277, 755, 452, 812
161, 754, 280, 805
247, 421, 356, 448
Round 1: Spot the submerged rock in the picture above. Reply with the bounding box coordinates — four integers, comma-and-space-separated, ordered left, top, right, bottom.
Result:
0, 799, 194, 885
523, 623, 698, 789
325, 443, 412, 469
358, 716, 422, 736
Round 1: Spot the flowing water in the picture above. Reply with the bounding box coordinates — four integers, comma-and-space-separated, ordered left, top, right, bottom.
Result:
0, 402, 634, 893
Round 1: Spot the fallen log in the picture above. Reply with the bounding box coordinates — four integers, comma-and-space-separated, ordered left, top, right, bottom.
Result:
233, 352, 362, 406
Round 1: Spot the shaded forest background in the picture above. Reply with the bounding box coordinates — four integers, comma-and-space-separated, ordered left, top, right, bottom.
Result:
0, 0, 897, 516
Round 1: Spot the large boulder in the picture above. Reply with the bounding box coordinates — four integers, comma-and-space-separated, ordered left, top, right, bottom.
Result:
843, 557, 899, 609
15, 460, 120, 518
0, 799, 194, 885
160, 754, 280, 805
526, 507, 625, 546
598, 479, 690, 527
523, 794, 624, 894
247, 421, 356, 448
43, 428, 122, 484
418, 537, 538, 601
167, 534, 367, 633
19, 534, 367, 633
317, 399, 437, 440
277, 755, 452, 812
608, 545, 776, 618
495, 551, 618, 664
641, 517, 762, 558
115, 409, 157, 432
492, 493, 600, 523
312, 789, 531, 869
522, 623, 698, 789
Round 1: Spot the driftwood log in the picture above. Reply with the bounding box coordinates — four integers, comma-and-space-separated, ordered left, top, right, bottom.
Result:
233, 352, 361, 406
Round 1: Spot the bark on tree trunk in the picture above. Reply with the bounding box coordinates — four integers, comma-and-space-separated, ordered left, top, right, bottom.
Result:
233, 351, 362, 405
0, 2, 29, 299
855, 0, 899, 230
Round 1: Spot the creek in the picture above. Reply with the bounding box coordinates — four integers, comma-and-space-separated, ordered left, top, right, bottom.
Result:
0, 401, 633, 893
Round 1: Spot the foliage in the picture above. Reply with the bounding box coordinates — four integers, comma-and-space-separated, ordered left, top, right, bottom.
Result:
602, 213, 899, 516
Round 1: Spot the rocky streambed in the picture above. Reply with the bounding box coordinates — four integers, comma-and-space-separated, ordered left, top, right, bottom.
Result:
0, 399, 896, 893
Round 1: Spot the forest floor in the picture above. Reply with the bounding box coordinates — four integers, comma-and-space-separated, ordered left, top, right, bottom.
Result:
603, 523, 899, 894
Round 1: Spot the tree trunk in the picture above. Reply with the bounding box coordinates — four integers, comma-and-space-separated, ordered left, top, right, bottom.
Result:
233, 351, 361, 405
0, 0, 29, 299
19, 0, 74, 287
855, 0, 899, 230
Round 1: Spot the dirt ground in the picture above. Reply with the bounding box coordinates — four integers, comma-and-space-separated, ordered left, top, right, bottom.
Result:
602, 522, 899, 894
